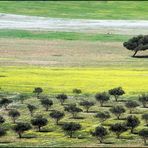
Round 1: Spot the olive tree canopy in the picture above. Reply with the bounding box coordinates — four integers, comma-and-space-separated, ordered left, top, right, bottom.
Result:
123, 35, 148, 57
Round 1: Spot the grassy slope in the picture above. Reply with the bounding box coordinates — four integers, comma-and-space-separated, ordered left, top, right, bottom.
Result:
0, 30, 131, 42
0, 1, 147, 20
0, 92, 147, 147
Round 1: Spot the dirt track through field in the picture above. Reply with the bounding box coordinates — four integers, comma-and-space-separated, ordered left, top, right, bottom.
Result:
0, 13, 148, 35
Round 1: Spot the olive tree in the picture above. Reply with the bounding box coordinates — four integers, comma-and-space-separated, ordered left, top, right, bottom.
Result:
31, 115, 48, 132
139, 94, 148, 108
0, 127, 6, 138
0, 98, 12, 110
49, 110, 64, 125
33, 87, 43, 99
125, 100, 139, 114
109, 123, 127, 139
79, 100, 94, 113
8, 109, 20, 123
139, 129, 148, 145
95, 111, 110, 124
91, 126, 108, 143
56, 94, 68, 105
123, 35, 148, 57
64, 104, 82, 118
13, 122, 31, 138
110, 105, 125, 120
27, 104, 37, 117
0, 116, 5, 124
126, 115, 140, 134
95, 92, 110, 107
62, 122, 81, 138
142, 114, 148, 126
40, 98, 53, 111
73, 88, 82, 95
108, 87, 125, 102
17, 93, 29, 104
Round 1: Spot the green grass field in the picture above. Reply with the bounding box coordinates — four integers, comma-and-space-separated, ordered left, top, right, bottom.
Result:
0, 30, 131, 42
0, 1, 147, 20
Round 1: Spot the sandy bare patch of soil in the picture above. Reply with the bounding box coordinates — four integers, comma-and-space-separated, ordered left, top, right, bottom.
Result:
0, 13, 148, 35
0, 38, 147, 67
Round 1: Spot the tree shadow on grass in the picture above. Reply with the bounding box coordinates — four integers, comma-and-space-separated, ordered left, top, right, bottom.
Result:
73, 116, 85, 120
118, 99, 126, 102
83, 110, 98, 113
103, 141, 114, 144
103, 105, 112, 107
115, 117, 126, 120
21, 135, 37, 139
86, 110, 98, 113
39, 129, 53, 133
133, 55, 148, 58
0, 141, 13, 144
132, 131, 139, 135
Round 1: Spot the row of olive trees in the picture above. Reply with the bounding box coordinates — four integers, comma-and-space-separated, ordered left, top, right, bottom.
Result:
0, 87, 148, 145
0, 111, 147, 145
33, 87, 148, 108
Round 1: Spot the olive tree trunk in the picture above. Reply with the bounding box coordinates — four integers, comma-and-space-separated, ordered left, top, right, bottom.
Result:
132, 50, 138, 57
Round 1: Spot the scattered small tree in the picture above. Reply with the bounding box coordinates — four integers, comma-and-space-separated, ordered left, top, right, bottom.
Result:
56, 94, 68, 105
40, 98, 53, 111
108, 87, 125, 102
8, 109, 20, 123
126, 115, 140, 134
62, 122, 81, 138
0, 115, 5, 124
110, 105, 125, 120
79, 100, 94, 113
95, 92, 110, 107
0, 98, 13, 110
139, 94, 148, 108
49, 110, 64, 125
109, 123, 127, 139
95, 111, 110, 124
123, 35, 148, 57
27, 104, 37, 117
13, 122, 31, 138
125, 100, 139, 114
64, 104, 82, 118
139, 128, 148, 145
142, 114, 148, 126
73, 89, 82, 95
0, 127, 6, 138
31, 115, 48, 132
17, 93, 29, 104
33, 87, 43, 99
91, 126, 108, 143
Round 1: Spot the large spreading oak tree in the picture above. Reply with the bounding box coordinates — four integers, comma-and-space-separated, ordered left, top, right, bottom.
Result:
123, 35, 148, 57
